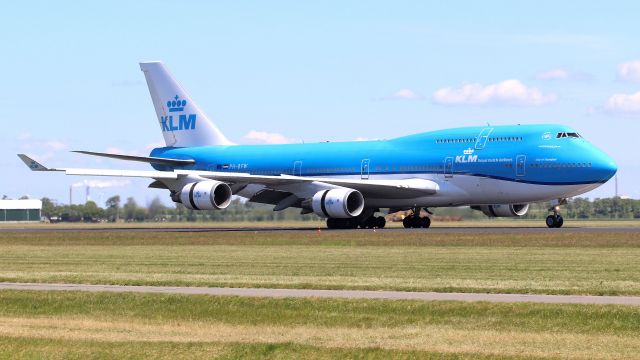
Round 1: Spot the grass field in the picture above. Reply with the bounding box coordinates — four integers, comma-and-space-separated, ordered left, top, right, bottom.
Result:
0, 230, 640, 295
0, 290, 639, 359
1, 225, 639, 358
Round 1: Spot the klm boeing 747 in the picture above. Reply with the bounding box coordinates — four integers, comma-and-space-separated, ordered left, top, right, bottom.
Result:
19, 62, 617, 229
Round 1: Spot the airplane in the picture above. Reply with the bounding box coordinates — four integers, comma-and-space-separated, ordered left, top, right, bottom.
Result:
19, 61, 617, 229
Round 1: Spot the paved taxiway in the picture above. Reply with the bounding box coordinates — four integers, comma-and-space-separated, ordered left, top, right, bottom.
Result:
0, 226, 637, 234
1, 282, 639, 305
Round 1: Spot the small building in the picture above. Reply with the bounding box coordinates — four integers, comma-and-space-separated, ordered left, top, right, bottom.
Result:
0, 200, 42, 222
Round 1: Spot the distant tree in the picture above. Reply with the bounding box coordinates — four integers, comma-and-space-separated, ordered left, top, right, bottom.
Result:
133, 208, 147, 222
105, 195, 121, 222
2, 195, 9, 200
123, 197, 138, 221
40, 197, 56, 217
148, 196, 166, 220
82, 201, 104, 219
19, 195, 30, 200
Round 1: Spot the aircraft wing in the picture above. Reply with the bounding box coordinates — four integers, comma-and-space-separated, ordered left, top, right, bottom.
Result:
18, 154, 180, 179
18, 154, 438, 198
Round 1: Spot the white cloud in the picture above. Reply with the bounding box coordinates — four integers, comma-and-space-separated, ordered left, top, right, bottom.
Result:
432, 79, 557, 106
242, 130, 294, 144
30, 152, 55, 162
604, 91, 640, 114
378, 89, 423, 101
19, 138, 67, 162
617, 60, 640, 83
44, 141, 67, 151
536, 69, 571, 80
72, 179, 131, 188
535, 68, 591, 81
392, 89, 422, 100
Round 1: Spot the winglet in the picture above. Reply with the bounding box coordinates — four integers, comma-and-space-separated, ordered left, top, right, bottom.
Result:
17, 154, 52, 171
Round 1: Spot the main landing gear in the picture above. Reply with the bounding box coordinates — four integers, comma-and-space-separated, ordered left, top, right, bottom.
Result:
402, 207, 431, 229
326, 214, 386, 229
546, 199, 566, 228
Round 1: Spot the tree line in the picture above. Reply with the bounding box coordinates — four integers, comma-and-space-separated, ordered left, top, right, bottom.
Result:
38, 196, 320, 223
18, 195, 640, 222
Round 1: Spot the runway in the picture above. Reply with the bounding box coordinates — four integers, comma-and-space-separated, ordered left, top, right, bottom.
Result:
0, 226, 638, 234
1, 282, 639, 305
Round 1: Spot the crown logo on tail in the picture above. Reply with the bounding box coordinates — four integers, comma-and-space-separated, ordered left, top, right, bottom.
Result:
167, 95, 187, 112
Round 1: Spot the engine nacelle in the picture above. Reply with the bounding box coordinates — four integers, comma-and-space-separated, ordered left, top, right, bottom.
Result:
472, 204, 529, 217
179, 181, 232, 210
312, 188, 364, 218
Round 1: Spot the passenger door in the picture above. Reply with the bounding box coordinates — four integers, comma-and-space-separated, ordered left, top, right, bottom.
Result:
444, 157, 453, 179
516, 155, 526, 177
293, 161, 302, 176
475, 128, 493, 150
361, 159, 370, 180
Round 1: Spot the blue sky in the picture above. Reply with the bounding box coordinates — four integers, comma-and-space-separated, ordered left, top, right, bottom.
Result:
2, 1, 639, 206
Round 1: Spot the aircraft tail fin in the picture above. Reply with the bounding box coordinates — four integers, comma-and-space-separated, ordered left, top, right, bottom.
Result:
139, 61, 234, 147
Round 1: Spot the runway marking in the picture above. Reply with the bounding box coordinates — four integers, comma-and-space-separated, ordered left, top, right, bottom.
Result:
1, 282, 639, 305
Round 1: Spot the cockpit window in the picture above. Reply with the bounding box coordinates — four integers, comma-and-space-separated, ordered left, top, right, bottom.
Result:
556, 132, 582, 139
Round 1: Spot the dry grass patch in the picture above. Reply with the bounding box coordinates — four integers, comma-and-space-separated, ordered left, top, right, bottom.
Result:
0, 316, 637, 359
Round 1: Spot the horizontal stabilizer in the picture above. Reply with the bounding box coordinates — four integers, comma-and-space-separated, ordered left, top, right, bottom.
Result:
73, 150, 195, 166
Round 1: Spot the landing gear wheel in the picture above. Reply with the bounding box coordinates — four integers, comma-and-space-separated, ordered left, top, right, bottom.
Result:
411, 216, 422, 228
545, 215, 555, 228
359, 217, 372, 229
421, 217, 431, 228
403, 216, 412, 229
546, 215, 564, 228
375, 216, 386, 229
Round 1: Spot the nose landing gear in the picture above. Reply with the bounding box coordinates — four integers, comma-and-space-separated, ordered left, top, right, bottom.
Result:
545, 214, 564, 228
546, 199, 566, 228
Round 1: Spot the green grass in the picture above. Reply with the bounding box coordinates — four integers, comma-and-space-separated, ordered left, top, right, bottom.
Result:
1, 290, 639, 334
2, 228, 640, 358
0, 231, 639, 295
0, 290, 638, 359
0, 338, 531, 360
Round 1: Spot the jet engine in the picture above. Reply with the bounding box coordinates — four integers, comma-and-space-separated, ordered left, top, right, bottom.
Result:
471, 204, 529, 217
311, 188, 364, 218
178, 181, 232, 210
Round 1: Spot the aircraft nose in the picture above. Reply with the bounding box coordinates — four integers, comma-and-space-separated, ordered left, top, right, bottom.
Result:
593, 151, 617, 182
